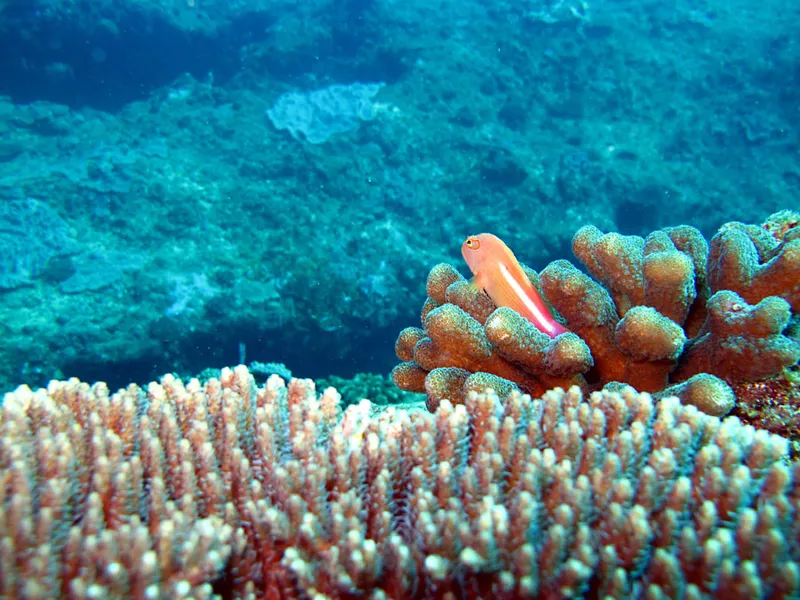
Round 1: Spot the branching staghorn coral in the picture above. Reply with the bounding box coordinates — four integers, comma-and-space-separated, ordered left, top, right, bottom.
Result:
0, 378, 234, 598
2, 366, 800, 598
393, 211, 800, 419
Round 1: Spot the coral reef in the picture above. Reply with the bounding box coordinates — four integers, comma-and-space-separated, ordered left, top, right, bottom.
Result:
316, 371, 424, 408
2, 367, 799, 598
732, 371, 800, 458
1, 0, 798, 396
393, 211, 800, 419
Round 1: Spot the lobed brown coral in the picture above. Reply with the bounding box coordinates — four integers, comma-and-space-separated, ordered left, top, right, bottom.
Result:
392, 211, 800, 419
2, 367, 800, 598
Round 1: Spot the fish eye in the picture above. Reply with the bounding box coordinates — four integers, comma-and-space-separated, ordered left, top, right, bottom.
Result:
466, 237, 481, 250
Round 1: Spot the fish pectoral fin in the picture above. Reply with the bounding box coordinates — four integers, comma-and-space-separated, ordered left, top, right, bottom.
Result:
467, 277, 489, 298
468, 276, 491, 298
470, 272, 490, 293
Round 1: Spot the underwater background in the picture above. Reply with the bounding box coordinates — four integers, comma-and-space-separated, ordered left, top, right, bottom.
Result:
2, 0, 800, 598
0, 0, 797, 394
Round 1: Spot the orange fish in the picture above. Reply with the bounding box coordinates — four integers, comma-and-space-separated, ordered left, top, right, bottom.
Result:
462, 233, 568, 338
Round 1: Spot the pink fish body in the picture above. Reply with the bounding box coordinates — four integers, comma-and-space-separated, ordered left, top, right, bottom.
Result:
462, 233, 568, 338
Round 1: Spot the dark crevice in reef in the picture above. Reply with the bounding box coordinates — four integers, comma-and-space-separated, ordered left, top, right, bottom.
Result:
0, 0, 412, 113
58, 318, 404, 391
0, 1, 411, 113
0, 6, 277, 112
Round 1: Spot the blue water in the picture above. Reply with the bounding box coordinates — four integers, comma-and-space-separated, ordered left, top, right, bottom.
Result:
0, 0, 797, 392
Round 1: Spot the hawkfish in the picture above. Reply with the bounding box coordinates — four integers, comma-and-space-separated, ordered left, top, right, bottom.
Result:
462, 233, 568, 338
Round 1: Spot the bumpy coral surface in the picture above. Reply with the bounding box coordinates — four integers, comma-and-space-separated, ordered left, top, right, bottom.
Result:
2, 366, 800, 599
393, 211, 800, 420
732, 371, 800, 457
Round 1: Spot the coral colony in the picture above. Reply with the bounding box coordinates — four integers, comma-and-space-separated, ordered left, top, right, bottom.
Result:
393, 211, 800, 424
1, 211, 799, 598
